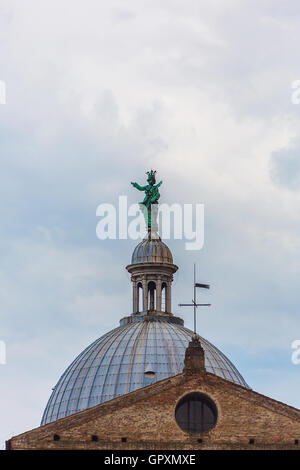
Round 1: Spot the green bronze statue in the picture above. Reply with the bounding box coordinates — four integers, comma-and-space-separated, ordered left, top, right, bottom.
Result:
131, 170, 162, 229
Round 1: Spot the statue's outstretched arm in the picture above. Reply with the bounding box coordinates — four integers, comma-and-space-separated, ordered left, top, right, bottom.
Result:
131, 182, 146, 191
156, 181, 163, 188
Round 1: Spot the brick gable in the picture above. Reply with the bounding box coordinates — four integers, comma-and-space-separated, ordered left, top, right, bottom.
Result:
7, 371, 300, 450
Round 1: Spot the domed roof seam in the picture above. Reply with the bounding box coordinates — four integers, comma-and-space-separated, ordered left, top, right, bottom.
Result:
52, 329, 117, 422
197, 333, 248, 386
42, 330, 115, 424
41, 331, 109, 423
156, 321, 172, 377
131, 238, 173, 264
196, 335, 228, 380
60, 327, 127, 418
111, 321, 146, 399
42, 319, 250, 424
126, 321, 148, 394
205, 336, 248, 387
45, 326, 124, 423
86, 323, 141, 408
159, 320, 182, 376
202, 336, 239, 382
141, 317, 152, 384
145, 320, 157, 374
164, 320, 192, 371
142, 241, 147, 262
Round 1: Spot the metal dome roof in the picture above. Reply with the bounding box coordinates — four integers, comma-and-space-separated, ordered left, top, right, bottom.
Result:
131, 236, 173, 264
41, 316, 249, 425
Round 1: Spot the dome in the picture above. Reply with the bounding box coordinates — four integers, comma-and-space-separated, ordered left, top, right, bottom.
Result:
41, 316, 249, 425
131, 237, 173, 264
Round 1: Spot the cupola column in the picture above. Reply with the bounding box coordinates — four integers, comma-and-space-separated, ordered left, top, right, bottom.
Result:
149, 283, 155, 310
133, 281, 139, 313
156, 279, 162, 312
142, 279, 148, 312
166, 281, 172, 314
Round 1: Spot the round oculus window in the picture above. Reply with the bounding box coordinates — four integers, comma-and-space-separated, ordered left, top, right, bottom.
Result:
175, 392, 217, 434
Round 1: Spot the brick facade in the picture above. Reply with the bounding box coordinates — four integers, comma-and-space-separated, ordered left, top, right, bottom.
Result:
7, 369, 300, 450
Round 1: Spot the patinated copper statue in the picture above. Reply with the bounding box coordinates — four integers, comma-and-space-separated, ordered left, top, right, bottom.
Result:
131, 170, 162, 229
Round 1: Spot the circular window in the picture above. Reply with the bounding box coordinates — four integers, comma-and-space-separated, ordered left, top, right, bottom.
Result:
175, 392, 217, 434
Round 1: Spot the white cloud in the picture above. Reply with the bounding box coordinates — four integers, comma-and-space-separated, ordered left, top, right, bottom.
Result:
1, 0, 300, 446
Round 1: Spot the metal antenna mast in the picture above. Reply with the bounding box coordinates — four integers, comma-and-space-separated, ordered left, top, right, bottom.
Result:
179, 263, 211, 334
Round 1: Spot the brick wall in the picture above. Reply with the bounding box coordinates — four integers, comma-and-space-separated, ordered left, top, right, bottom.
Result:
7, 372, 300, 450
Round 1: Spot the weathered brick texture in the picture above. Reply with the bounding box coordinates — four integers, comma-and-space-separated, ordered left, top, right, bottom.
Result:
7, 371, 300, 450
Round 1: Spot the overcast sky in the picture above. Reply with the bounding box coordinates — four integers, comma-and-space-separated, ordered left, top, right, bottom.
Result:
1, 0, 300, 447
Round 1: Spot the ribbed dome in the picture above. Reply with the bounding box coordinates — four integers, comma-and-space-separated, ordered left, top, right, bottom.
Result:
131, 237, 173, 264
41, 316, 249, 425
